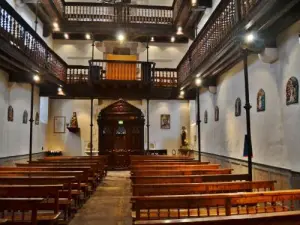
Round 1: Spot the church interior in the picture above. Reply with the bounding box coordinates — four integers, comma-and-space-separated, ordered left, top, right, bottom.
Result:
0, 0, 300, 224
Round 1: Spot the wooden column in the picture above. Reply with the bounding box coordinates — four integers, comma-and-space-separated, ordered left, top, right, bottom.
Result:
196, 87, 201, 162
29, 83, 34, 162
146, 40, 149, 62
243, 49, 253, 181
90, 98, 94, 157
146, 99, 150, 154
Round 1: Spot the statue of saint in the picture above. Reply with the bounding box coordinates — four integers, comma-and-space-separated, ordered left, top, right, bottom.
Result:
181, 126, 187, 147
70, 112, 78, 128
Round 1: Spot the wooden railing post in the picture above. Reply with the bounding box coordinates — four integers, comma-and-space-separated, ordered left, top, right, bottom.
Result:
234, 0, 242, 22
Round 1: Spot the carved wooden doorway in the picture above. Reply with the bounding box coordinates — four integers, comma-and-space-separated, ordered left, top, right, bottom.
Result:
98, 99, 144, 170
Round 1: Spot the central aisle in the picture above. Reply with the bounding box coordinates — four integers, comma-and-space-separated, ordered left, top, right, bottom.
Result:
70, 171, 132, 225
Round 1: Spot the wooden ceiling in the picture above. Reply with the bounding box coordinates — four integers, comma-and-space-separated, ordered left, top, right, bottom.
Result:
25, 0, 210, 42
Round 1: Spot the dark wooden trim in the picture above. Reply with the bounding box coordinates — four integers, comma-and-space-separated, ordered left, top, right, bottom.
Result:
64, 2, 173, 10
0, 1, 67, 68
201, 152, 296, 174
0, 152, 45, 161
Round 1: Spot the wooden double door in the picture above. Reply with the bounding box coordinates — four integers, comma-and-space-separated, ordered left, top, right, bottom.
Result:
98, 100, 144, 170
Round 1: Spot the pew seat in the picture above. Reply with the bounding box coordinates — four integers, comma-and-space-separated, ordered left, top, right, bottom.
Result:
134, 211, 300, 225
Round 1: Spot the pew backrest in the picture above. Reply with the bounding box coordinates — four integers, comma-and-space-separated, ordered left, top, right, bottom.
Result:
131, 169, 233, 176
0, 185, 62, 213
132, 181, 276, 196
130, 164, 220, 170
130, 174, 251, 184
132, 190, 300, 220
0, 198, 44, 225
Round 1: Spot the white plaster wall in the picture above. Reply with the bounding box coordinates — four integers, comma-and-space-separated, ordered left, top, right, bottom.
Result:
53, 40, 188, 68
140, 43, 189, 68
45, 99, 189, 156
0, 69, 47, 158
6, 0, 53, 47
199, 21, 300, 171
53, 40, 104, 66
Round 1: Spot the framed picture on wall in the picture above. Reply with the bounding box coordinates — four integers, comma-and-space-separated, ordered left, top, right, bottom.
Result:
54, 116, 66, 133
160, 114, 170, 129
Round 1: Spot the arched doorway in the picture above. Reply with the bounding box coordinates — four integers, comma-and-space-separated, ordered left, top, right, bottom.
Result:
98, 99, 145, 170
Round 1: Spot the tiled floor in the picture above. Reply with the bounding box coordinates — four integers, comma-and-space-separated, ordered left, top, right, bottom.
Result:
69, 171, 132, 225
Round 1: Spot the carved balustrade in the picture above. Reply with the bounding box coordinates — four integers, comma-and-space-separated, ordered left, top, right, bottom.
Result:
0, 1, 67, 81
64, 3, 173, 25
152, 68, 177, 87
177, 0, 263, 84
66, 64, 177, 88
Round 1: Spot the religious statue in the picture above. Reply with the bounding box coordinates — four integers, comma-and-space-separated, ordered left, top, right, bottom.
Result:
7, 105, 13, 122
181, 126, 188, 147
69, 112, 78, 128
286, 77, 299, 105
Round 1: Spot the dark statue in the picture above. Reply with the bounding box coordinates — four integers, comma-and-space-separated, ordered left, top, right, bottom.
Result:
181, 126, 187, 146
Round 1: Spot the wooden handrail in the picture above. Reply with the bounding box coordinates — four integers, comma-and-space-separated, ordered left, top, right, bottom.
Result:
0, 1, 67, 81
64, 3, 173, 25
177, 0, 264, 85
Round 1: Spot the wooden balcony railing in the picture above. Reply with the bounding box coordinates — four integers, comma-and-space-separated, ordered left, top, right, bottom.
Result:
152, 68, 177, 87
0, 1, 67, 81
67, 65, 89, 84
177, 0, 263, 84
65, 3, 173, 25
89, 60, 155, 83
66, 64, 177, 88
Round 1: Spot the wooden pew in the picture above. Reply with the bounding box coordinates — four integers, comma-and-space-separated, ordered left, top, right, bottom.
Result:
0, 198, 44, 225
130, 156, 194, 160
0, 176, 74, 221
130, 164, 220, 170
5, 165, 94, 196
132, 190, 300, 221
36, 159, 108, 176
131, 181, 276, 211
131, 169, 233, 176
15, 163, 101, 190
0, 185, 62, 224
25, 161, 104, 180
0, 170, 86, 204
130, 174, 250, 184
134, 211, 300, 225
132, 181, 276, 196
130, 162, 210, 166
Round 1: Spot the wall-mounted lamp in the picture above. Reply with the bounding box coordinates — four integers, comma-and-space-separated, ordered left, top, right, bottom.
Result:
195, 77, 202, 86
176, 26, 183, 35
33, 74, 40, 82
85, 33, 91, 40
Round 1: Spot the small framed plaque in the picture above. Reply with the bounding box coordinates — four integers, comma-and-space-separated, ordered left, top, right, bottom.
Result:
54, 116, 66, 133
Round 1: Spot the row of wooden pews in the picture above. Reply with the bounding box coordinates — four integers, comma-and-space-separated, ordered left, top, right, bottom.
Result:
130, 155, 300, 225
0, 155, 108, 225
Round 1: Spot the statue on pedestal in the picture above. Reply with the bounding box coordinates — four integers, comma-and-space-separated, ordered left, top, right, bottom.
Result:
69, 112, 78, 128
181, 126, 188, 147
